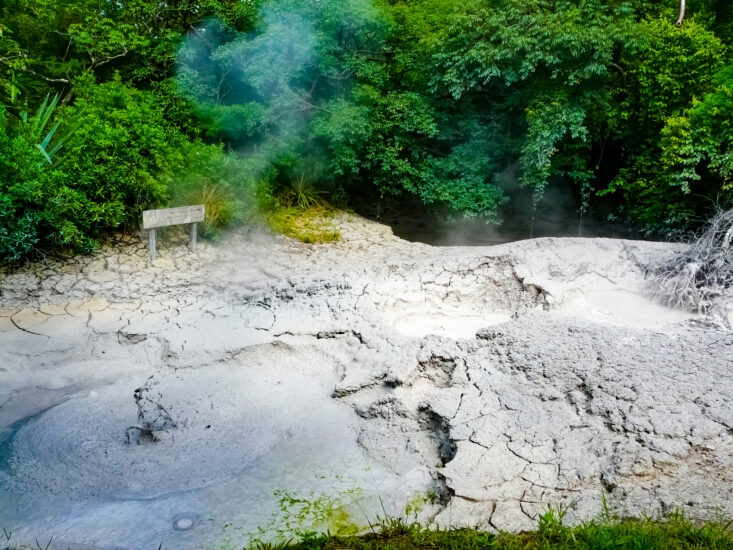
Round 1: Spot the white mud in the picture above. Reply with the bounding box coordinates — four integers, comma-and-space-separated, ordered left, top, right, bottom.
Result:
0, 213, 731, 549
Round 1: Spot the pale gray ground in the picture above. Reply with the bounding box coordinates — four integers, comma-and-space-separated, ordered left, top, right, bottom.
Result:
0, 213, 732, 550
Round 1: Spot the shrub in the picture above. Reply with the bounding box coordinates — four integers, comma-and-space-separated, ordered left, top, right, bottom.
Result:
167, 140, 256, 238
0, 78, 256, 261
58, 77, 182, 226
0, 102, 97, 260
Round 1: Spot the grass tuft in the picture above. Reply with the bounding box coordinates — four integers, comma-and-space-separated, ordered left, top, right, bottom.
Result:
279, 175, 326, 211
182, 184, 238, 239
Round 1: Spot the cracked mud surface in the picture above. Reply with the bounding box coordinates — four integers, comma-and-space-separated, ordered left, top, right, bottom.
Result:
1, 213, 732, 549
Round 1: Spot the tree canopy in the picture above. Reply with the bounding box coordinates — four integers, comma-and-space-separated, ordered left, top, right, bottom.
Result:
0, 0, 731, 260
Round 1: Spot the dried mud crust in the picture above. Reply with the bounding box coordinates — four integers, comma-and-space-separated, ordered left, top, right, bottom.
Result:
0, 213, 732, 548
0, 213, 432, 306
343, 316, 733, 530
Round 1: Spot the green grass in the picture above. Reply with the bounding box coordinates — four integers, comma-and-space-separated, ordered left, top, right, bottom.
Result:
4, 510, 733, 550
245, 511, 733, 550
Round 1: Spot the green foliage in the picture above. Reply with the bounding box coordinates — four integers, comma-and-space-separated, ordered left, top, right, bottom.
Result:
169, 139, 257, 237
601, 17, 730, 232
26, 93, 74, 164
358, 91, 438, 198
0, 0, 260, 101
660, 61, 733, 195
279, 176, 324, 210
0, 99, 95, 260
0, 78, 256, 260
0, 107, 47, 260
57, 79, 179, 225
2, 0, 733, 260
0, 24, 30, 107
426, 0, 628, 193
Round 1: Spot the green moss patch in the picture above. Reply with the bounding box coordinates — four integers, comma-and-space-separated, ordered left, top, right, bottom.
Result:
266, 206, 341, 244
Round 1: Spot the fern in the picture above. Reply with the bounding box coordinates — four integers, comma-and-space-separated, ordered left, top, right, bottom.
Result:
21, 94, 74, 164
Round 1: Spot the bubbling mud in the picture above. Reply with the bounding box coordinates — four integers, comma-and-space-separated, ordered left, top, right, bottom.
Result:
1, 345, 433, 549
367, 247, 697, 339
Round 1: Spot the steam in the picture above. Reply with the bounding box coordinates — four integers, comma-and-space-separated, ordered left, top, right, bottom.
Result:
175, 0, 384, 184
174, 0, 609, 243
177, 10, 314, 172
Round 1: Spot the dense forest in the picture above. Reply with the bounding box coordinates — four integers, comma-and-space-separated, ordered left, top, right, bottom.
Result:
0, 0, 731, 260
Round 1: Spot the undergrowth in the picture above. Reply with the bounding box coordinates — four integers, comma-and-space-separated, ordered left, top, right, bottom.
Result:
4, 510, 733, 549
180, 184, 238, 239
245, 511, 733, 550
263, 176, 341, 244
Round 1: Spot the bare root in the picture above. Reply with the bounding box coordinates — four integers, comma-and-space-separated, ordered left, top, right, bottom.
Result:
649, 208, 733, 314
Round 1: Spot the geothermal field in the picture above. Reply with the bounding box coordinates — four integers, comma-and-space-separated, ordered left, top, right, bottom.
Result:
1, 213, 732, 549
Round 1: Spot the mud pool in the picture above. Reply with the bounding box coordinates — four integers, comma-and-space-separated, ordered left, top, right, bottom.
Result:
1, 214, 732, 549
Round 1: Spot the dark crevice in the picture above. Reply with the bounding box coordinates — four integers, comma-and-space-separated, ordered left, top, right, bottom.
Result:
418, 406, 458, 466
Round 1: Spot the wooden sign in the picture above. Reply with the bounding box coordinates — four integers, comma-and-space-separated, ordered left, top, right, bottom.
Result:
143, 205, 205, 229
142, 205, 205, 260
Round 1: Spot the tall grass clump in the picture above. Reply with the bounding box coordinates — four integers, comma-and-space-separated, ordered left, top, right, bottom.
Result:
264, 175, 340, 244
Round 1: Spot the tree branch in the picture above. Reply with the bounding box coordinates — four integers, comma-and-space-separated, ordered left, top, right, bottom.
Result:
89, 47, 129, 70
0, 56, 71, 84
307, 74, 322, 96
609, 62, 626, 83
285, 84, 332, 113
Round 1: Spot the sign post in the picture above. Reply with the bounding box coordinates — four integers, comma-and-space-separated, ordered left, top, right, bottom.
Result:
142, 205, 205, 260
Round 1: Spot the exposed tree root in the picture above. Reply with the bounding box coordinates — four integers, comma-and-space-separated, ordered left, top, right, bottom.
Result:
649, 209, 733, 313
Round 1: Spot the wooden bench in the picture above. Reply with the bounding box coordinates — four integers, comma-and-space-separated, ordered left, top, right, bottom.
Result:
142, 205, 205, 260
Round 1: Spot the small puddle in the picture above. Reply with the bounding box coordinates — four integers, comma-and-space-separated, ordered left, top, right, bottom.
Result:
371, 258, 543, 338
552, 289, 696, 329
390, 310, 514, 338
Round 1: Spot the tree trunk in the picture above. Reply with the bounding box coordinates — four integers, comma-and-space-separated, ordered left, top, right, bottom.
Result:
676, 0, 686, 26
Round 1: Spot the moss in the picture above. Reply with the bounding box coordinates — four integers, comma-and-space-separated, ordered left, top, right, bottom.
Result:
271, 488, 361, 537
404, 491, 438, 519
266, 206, 341, 244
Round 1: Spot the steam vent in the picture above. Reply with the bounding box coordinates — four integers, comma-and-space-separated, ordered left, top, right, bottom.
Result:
1, 214, 731, 549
